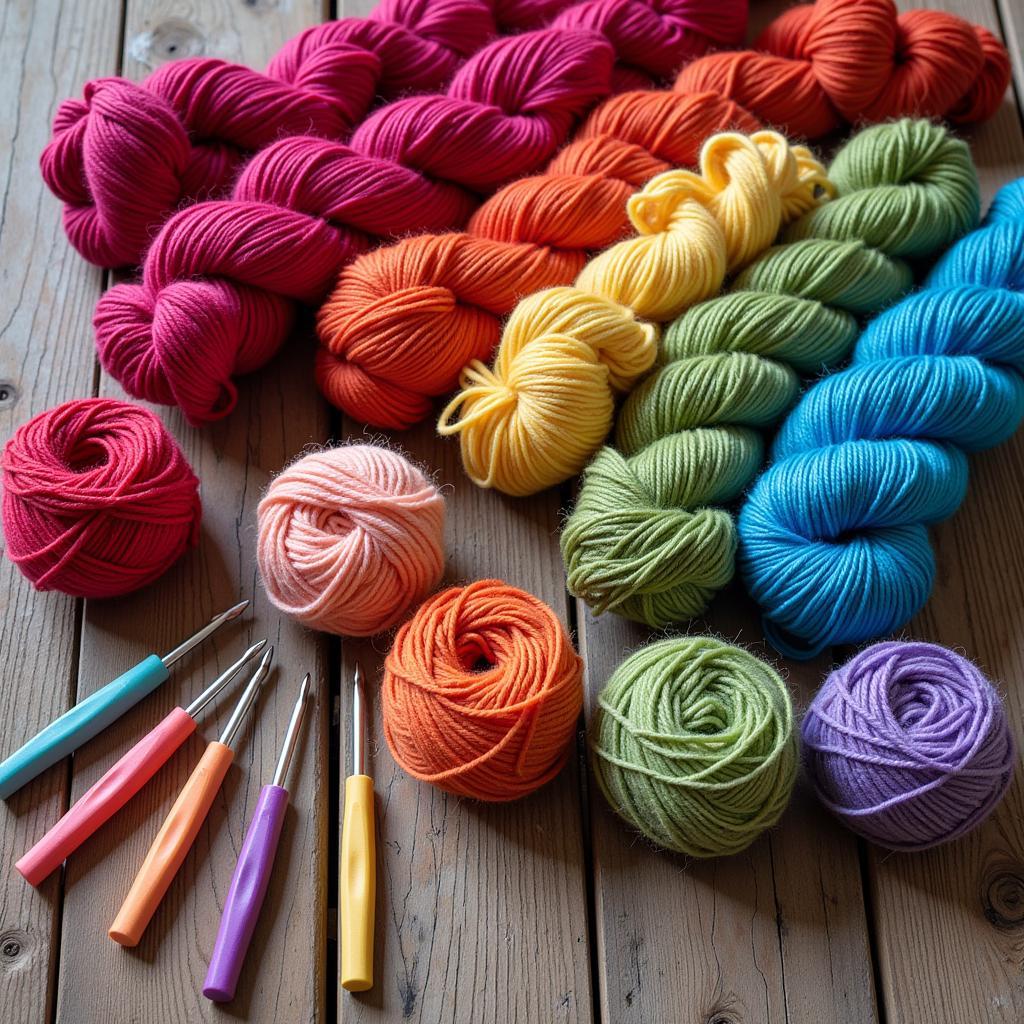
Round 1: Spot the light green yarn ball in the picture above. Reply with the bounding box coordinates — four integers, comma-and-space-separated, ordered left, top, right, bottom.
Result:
591, 637, 797, 858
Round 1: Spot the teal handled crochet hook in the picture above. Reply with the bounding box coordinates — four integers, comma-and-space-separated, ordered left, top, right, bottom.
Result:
0, 600, 249, 799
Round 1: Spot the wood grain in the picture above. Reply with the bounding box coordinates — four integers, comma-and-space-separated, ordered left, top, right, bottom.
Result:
41, 3, 335, 1023
0, 1, 121, 1021
337, 426, 594, 1024
862, 7, 1024, 1020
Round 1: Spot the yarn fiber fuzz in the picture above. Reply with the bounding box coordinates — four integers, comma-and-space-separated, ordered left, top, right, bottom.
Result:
802, 642, 1015, 851
257, 445, 444, 637
591, 637, 797, 857
382, 579, 583, 801
1, 398, 201, 599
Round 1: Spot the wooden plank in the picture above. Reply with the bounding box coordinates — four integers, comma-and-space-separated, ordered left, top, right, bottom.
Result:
863, 5, 1024, 1021
338, 427, 594, 1024
581, 594, 876, 1024
995, 0, 1024, 111
0, 2, 122, 1022
578, 2, 878, 1020
50, 2, 339, 1022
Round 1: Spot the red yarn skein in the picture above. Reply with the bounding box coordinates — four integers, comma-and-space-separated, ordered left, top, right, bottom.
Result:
676, 0, 1010, 139
41, 0, 502, 269
1, 399, 201, 599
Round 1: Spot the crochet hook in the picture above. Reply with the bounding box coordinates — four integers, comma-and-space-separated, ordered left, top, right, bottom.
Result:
203, 672, 313, 1002
16, 639, 268, 887
109, 645, 274, 948
0, 599, 249, 799
340, 662, 375, 992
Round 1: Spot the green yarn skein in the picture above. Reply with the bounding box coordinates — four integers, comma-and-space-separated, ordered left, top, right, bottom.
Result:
592, 637, 796, 857
561, 118, 980, 628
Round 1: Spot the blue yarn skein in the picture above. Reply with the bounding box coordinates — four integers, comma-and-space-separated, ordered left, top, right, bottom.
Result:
739, 179, 1024, 659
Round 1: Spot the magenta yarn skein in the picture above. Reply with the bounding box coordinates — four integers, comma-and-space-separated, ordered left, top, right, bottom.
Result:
802, 642, 1015, 851
1, 398, 201, 599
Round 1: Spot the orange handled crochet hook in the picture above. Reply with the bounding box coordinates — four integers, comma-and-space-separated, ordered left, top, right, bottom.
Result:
109, 646, 273, 948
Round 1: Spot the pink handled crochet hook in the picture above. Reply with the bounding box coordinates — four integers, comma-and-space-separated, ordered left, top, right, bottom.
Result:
16, 639, 268, 887
203, 672, 312, 1002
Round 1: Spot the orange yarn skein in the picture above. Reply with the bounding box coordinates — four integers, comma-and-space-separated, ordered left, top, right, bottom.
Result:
382, 580, 583, 801
315, 89, 759, 429
676, 0, 1010, 139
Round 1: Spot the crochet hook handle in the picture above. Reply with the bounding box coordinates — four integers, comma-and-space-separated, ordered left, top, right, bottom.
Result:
340, 773, 375, 992
0, 655, 168, 799
16, 707, 195, 887
203, 785, 288, 1002
109, 741, 234, 947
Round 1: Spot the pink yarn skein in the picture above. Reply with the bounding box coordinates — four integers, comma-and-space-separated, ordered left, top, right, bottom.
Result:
41, 0, 501, 268
257, 445, 445, 637
1, 398, 201, 599
92, 0, 746, 427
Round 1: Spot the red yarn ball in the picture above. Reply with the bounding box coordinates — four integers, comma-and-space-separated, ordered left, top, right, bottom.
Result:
1, 399, 201, 598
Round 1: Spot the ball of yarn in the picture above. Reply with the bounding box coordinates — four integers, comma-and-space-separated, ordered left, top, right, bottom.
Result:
256, 445, 444, 636
382, 579, 583, 801
0, 398, 201, 598
802, 642, 1015, 851
591, 637, 796, 857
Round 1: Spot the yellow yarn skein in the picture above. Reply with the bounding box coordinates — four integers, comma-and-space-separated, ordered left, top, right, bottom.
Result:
438, 130, 833, 497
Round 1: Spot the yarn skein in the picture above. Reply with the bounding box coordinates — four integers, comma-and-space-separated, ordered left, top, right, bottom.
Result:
382, 579, 583, 801
0, 398, 201, 598
311, 0, 1008, 438
591, 636, 797, 857
92, 1, 744, 428
738, 177, 1024, 657
316, 89, 761, 430
676, 0, 1009, 140
256, 445, 444, 637
802, 642, 1015, 851
438, 129, 833, 496
41, 0, 502, 268
562, 119, 980, 630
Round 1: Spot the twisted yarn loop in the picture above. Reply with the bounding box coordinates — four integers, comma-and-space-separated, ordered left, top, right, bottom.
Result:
94, 25, 620, 427
257, 445, 444, 637
439, 129, 831, 496
803, 642, 1015, 850
739, 178, 1024, 657
382, 579, 584, 801
562, 120, 980, 628
592, 637, 796, 857
0, 398, 201, 598
316, 89, 759, 429
676, 0, 1010, 140
41, 0, 501, 268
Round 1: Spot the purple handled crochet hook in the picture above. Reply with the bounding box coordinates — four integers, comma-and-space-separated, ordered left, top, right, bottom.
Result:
203, 672, 312, 1002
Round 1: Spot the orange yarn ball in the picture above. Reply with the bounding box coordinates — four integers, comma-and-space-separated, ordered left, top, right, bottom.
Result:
382, 579, 583, 801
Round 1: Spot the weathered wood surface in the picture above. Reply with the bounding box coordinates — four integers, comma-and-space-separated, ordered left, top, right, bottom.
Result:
1, 0, 1024, 1023
0, 2, 121, 1022
337, 431, 593, 1024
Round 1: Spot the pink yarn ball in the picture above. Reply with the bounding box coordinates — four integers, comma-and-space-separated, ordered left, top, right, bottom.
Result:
1, 398, 201, 598
257, 445, 445, 636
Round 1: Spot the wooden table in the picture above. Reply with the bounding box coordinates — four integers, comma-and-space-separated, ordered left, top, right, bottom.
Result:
1, 1, 1023, 1021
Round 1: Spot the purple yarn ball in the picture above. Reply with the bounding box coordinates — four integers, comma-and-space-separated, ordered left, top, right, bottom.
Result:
802, 641, 1016, 851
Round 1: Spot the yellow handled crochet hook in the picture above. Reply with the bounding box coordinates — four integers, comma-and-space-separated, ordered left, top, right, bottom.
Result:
340, 662, 375, 992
